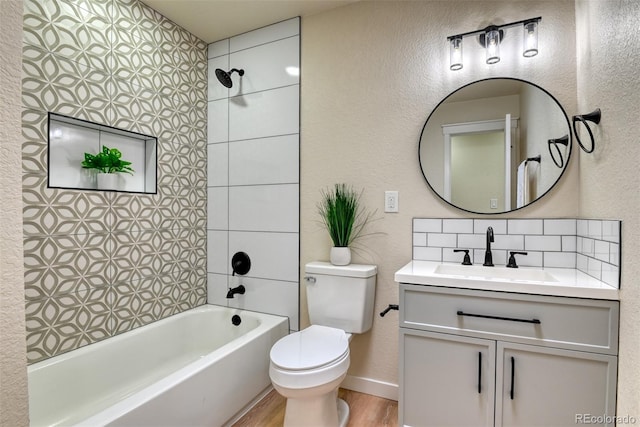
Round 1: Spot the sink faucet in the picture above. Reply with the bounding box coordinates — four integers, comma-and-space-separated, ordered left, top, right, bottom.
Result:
483, 226, 494, 267
226, 285, 245, 299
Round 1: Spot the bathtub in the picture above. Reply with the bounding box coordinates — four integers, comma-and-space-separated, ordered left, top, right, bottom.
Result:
28, 305, 289, 427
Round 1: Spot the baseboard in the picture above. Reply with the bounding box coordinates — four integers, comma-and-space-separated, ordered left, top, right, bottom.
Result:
341, 375, 398, 401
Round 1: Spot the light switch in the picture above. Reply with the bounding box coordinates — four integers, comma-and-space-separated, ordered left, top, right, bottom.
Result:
385, 191, 399, 213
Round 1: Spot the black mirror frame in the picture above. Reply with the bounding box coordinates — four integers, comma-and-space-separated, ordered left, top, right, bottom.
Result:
418, 77, 572, 215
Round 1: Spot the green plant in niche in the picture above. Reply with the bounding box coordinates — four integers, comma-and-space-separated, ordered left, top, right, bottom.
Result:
81, 146, 134, 175
317, 183, 374, 248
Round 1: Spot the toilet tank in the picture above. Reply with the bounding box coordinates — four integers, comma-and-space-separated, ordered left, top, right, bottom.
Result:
305, 262, 377, 334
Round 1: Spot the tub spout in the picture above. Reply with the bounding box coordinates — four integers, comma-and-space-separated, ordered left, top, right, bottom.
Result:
226, 285, 245, 299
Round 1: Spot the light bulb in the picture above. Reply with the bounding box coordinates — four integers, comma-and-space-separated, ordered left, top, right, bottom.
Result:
485, 29, 500, 64
449, 37, 463, 71
523, 21, 539, 57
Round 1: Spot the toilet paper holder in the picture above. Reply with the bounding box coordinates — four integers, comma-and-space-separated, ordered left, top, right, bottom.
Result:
380, 304, 399, 317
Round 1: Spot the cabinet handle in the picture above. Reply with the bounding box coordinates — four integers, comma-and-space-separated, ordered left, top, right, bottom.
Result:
477, 352, 482, 394
456, 310, 541, 324
510, 356, 515, 400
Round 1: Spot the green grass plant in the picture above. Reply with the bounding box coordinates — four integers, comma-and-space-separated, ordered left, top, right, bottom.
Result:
318, 183, 373, 247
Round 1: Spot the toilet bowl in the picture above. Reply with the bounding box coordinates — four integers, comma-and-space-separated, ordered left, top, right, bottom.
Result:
269, 325, 351, 427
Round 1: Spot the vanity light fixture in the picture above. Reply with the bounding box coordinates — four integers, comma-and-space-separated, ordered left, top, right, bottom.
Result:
447, 17, 541, 70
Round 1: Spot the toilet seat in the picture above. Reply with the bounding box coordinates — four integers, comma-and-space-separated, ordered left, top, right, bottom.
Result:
270, 325, 349, 370
269, 325, 350, 390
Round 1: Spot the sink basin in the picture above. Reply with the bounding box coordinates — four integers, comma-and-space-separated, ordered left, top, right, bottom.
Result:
434, 264, 558, 283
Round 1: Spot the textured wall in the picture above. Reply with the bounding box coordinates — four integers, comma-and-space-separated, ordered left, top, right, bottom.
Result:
575, 0, 640, 418
0, 0, 30, 424
22, 0, 208, 363
301, 0, 578, 391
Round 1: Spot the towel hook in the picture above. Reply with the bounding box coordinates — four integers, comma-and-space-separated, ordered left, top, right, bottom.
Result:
525, 155, 541, 165
572, 108, 601, 154
547, 134, 569, 168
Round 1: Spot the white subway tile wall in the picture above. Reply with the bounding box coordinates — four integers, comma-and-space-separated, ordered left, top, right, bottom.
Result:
207, 18, 300, 330
207, 99, 229, 143
208, 39, 229, 60
474, 219, 506, 234
413, 218, 621, 288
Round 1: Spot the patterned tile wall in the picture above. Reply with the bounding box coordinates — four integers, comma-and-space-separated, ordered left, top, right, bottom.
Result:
22, 0, 208, 363
412, 218, 621, 288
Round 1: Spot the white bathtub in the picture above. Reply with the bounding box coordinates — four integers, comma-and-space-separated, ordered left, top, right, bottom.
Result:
28, 305, 289, 427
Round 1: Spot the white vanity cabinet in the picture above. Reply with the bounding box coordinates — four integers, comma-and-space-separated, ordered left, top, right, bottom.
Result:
399, 283, 619, 427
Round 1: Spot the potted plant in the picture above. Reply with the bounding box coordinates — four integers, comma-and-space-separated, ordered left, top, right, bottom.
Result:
317, 183, 375, 266
81, 146, 134, 190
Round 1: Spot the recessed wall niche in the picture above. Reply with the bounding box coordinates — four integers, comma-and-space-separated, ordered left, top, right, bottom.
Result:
48, 113, 157, 194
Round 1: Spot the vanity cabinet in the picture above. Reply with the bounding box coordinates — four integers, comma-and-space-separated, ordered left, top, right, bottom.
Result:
401, 329, 496, 426
399, 284, 619, 427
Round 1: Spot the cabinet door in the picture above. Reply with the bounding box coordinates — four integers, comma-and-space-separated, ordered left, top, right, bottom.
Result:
400, 329, 495, 427
496, 342, 617, 427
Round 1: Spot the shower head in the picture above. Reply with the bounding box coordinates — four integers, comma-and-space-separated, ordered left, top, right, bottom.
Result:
215, 68, 244, 88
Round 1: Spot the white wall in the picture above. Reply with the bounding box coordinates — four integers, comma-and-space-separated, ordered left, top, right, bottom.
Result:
207, 18, 301, 330
575, 0, 640, 417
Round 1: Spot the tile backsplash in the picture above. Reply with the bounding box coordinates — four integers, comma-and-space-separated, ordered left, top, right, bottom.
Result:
413, 218, 621, 288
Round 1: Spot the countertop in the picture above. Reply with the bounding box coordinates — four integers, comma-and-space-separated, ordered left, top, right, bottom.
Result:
395, 261, 620, 300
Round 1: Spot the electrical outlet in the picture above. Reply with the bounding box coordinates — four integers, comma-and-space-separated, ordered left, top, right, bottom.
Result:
385, 191, 399, 213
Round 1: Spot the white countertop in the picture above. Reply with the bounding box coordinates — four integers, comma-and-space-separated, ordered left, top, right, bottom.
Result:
395, 261, 620, 300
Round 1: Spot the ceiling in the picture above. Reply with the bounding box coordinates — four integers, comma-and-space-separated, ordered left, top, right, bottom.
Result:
141, 0, 360, 43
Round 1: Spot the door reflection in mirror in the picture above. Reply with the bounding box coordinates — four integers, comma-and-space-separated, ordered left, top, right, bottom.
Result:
444, 115, 517, 213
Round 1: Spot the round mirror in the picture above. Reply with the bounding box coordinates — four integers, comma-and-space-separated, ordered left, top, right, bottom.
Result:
419, 78, 571, 214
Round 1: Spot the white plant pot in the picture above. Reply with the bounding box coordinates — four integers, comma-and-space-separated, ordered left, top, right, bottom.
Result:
330, 247, 351, 266
96, 173, 121, 191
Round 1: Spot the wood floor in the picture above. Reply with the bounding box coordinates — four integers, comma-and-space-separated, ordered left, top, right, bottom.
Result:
232, 388, 398, 427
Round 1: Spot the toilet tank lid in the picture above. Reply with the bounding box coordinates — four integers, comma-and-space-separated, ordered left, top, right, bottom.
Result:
305, 262, 377, 278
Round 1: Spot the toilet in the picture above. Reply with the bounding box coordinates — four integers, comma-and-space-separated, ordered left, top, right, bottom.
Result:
269, 262, 377, 427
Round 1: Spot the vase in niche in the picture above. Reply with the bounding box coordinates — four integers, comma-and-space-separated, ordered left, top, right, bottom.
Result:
96, 173, 122, 191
